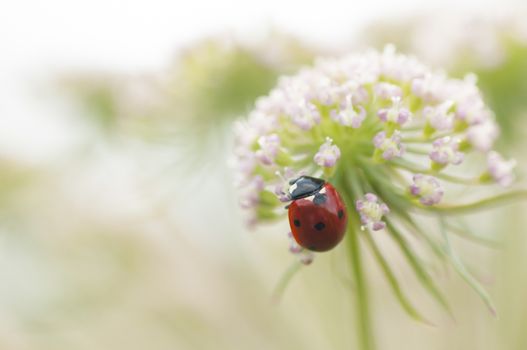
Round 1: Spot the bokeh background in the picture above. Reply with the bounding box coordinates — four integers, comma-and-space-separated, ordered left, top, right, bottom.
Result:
1, 1, 527, 349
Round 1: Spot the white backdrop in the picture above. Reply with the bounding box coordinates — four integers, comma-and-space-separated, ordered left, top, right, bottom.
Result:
0, 0, 520, 161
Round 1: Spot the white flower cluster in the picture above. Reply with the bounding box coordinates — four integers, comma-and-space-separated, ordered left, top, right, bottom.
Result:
232, 46, 515, 227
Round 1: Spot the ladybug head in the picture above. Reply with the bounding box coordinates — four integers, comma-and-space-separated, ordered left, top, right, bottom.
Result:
288, 176, 325, 200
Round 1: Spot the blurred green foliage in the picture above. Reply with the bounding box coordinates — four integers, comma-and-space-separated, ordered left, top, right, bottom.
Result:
176, 40, 279, 121
59, 34, 316, 145
472, 41, 527, 142
0, 158, 42, 227
0, 159, 35, 209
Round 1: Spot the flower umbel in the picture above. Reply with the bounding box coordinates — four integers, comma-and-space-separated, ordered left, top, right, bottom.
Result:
232, 47, 521, 329
410, 174, 443, 205
485, 151, 517, 187
331, 95, 366, 128
429, 136, 464, 167
356, 193, 390, 231
423, 100, 455, 132
314, 137, 341, 168
377, 97, 412, 126
255, 133, 281, 165
373, 130, 405, 160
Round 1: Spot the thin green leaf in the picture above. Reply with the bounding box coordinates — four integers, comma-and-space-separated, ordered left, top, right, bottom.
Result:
359, 166, 447, 267
364, 230, 434, 325
386, 219, 453, 317
445, 221, 501, 249
271, 260, 303, 304
439, 217, 497, 317
350, 161, 452, 320
393, 212, 447, 265
359, 164, 412, 212
341, 170, 376, 350
421, 190, 527, 216
347, 224, 376, 350
391, 158, 481, 185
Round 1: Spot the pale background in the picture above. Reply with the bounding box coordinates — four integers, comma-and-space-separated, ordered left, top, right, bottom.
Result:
1, 1, 526, 350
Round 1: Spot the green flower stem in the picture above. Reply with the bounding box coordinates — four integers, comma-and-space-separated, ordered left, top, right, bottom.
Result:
392, 211, 447, 265
422, 190, 527, 215
385, 219, 453, 317
348, 169, 365, 198
271, 260, 303, 304
363, 230, 433, 325
438, 217, 497, 316
405, 146, 431, 155
401, 130, 461, 143
387, 166, 411, 188
436, 172, 482, 186
358, 166, 450, 278
346, 223, 375, 350
445, 221, 501, 248
391, 159, 482, 185
401, 124, 427, 132
341, 170, 376, 350
358, 162, 411, 213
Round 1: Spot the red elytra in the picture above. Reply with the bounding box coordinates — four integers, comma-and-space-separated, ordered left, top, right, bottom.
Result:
288, 179, 348, 252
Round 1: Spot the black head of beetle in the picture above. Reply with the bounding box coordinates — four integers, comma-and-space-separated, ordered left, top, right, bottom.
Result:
288, 176, 325, 200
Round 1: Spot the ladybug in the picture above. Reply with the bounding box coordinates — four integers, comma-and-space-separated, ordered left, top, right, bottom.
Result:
287, 176, 348, 252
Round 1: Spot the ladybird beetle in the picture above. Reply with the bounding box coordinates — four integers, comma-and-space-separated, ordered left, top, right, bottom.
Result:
287, 176, 348, 252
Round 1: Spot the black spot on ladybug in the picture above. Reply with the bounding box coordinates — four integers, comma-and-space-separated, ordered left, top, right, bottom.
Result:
338, 209, 344, 219
313, 193, 327, 206
294, 219, 301, 227
314, 222, 325, 231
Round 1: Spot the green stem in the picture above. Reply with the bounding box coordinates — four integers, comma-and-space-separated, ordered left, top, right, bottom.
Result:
346, 224, 375, 350
405, 146, 430, 155
393, 211, 447, 265
391, 159, 481, 185
363, 230, 433, 325
401, 124, 427, 132
342, 170, 376, 350
445, 221, 501, 248
423, 190, 527, 215
271, 260, 303, 303
402, 130, 460, 143
385, 219, 453, 317
438, 217, 497, 316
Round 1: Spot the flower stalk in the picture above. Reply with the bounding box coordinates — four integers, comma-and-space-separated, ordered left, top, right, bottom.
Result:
346, 221, 375, 350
